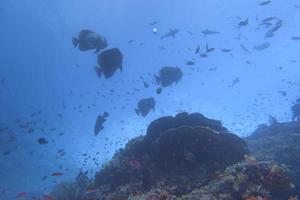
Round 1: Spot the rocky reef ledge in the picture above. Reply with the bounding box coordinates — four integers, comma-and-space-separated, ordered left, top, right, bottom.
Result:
52, 113, 296, 200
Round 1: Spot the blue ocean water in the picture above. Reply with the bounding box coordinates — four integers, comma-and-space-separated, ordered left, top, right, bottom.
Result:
0, 0, 299, 199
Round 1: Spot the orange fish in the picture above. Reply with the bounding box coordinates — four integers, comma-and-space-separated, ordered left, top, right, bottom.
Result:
128, 159, 142, 170
16, 192, 27, 198
51, 172, 63, 176
85, 189, 98, 194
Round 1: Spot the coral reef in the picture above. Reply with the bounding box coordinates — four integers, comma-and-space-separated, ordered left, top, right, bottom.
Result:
129, 160, 294, 200
89, 112, 248, 199
52, 112, 297, 200
246, 121, 300, 195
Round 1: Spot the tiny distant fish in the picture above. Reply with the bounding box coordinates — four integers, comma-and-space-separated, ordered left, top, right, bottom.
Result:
128, 159, 142, 170
262, 16, 275, 23
149, 21, 158, 26
265, 20, 282, 38
186, 61, 195, 65
51, 172, 64, 177
38, 138, 48, 145
278, 90, 287, 96
16, 192, 27, 198
291, 36, 300, 40
205, 43, 215, 53
253, 42, 271, 50
200, 53, 208, 58
0, 127, 8, 132
238, 18, 249, 27
230, 77, 240, 87
209, 67, 218, 71
259, 0, 271, 6
220, 48, 232, 53
240, 44, 251, 54
156, 87, 162, 94
144, 82, 150, 88
85, 189, 98, 194
195, 45, 200, 54
160, 29, 179, 39
2, 151, 11, 156
201, 29, 220, 36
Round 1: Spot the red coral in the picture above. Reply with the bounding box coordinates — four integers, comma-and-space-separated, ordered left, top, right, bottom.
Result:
262, 165, 291, 192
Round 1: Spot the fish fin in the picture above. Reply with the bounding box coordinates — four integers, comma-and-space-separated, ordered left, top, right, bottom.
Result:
72, 37, 79, 47
94, 48, 101, 54
135, 109, 140, 115
94, 66, 102, 78
119, 65, 123, 72
103, 112, 109, 118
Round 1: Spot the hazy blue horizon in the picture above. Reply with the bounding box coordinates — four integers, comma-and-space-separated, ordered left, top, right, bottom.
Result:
0, 0, 299, 199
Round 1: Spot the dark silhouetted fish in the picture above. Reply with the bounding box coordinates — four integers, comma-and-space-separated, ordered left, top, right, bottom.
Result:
94, 112, 109, 136
94, 48, 123, 79
206, 43, 215, 53
160, 29, 179, 39
291, 36, 300, 40
238, 18, 249, 27
201, 29, 220, 36
259, 0, 271, 5
155, 66, 183, 87
195, 45, 200, 54
135, 97, 155, 117
73, 30, 108, 54
220, 48, 232, 53
38, 138, 48, 144
253, 42, 271, 50
240, 44, 251, 54
265, 20, 282, 38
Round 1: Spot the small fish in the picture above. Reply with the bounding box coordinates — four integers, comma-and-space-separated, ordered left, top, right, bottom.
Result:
144, 82, 149, 88
41, 176, 47, 181
128, 159, 142, 170
259, 0, 271, 5
220, 48, 232, 53
206, 43, 215, 53
156, 87, 162, 94
149, 21, 158, 26
201, 29, 220, 36
265, 20, 282, 38
85, 189, 98, 194
261, 16, 275, 23
51, 172, 64, 177
160, 29, 179, 39
186, 61, 195, 65
291, 36, 300, 40
38, 138, 48, 145
0, 127, 8, 132
16, 192, 27, 198
238, 18, 249, 27
253, 42, 271, 50
2, 151, 11, 156
240, 44, 251, 54
200, 53, 208, 58
195, 45, 200, 54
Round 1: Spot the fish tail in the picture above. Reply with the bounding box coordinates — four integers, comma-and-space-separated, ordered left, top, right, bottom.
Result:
94, 66, 102, 78
94, 48, 101, 54
72, 37, 79, 47
135, 109, 140, 115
